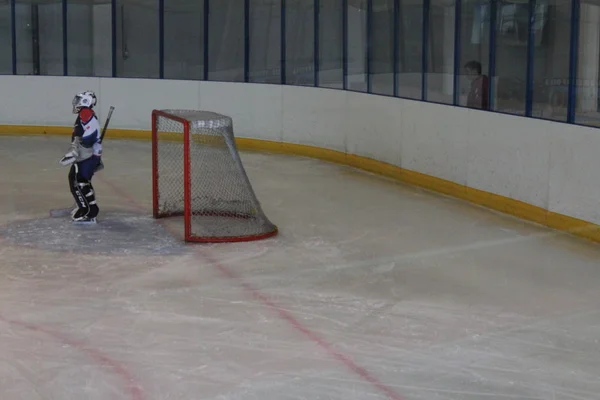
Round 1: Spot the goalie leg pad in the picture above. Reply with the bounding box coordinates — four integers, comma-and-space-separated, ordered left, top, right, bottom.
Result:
69, 164, 87, 210
70, 162, 100, 220
80, 181, 99, 219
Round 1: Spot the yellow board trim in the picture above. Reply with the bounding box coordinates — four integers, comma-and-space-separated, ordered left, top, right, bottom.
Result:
2, 124, 599, 244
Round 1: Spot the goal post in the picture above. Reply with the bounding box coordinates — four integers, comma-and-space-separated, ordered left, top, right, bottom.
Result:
151, 109, 278, 243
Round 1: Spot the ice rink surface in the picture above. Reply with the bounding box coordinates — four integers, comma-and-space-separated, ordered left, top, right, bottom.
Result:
1, 134, 600, 400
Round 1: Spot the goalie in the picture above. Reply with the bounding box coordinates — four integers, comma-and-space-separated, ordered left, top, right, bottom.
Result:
59, 91, 103, 224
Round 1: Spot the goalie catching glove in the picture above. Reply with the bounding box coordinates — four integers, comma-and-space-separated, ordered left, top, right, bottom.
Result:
59, 149, 78, 166
59, 135, 91, 166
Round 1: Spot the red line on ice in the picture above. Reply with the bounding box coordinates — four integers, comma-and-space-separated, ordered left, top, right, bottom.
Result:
101, 176, 406, 400
0, 314, 144, 400
207, 254, 406, 400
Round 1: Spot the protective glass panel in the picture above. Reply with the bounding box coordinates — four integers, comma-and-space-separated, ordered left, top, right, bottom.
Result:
0, 3, 12, 74
249, 0, 281, 83
397, 0, 423, 99
426, 0, 455, 103
459, 0, 491, 110
286, 0, 314, 86
14, 0, 63, 75
574, 0, 600, 126
164, 0, 205, 80
116, 0, 159, 78
67, 0, 112, 77
347, 0, 368, 92
318, 0, 344, 88
492, 0, 529, 115
208, 0, 244, 82
531, 0, 568, 121
370, 0, 394, 95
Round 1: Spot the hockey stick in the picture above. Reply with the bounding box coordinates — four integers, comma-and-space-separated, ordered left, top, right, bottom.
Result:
99, 106, 115, 143
93, 106, 115, 173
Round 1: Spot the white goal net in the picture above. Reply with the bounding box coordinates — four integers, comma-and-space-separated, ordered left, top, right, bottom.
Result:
152, 109, 278, 242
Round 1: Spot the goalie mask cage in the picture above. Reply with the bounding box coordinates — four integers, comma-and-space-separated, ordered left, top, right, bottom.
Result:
152, 109, 278, 243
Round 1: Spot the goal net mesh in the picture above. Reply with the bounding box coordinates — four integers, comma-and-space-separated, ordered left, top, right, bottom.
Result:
153, 109, 278, 242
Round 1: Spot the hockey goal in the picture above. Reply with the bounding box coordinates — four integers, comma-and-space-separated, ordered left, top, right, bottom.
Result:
151, 109, 278, 243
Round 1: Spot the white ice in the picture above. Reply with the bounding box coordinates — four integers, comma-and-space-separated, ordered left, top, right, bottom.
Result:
1, 135, 600, 400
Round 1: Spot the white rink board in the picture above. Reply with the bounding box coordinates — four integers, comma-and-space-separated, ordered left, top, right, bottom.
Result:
400, 100, 470, 185
0, 75, 599, 225
466, 110, 551, 209
281, 85, 348, 152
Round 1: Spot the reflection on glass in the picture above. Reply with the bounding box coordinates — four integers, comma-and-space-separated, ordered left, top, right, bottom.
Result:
286, 0, 314, 86
370, 0, 394, 95
531, 0, 569, 121
67, 2, 93, 76
488, 1, 536, 115
249, 0, 281, 84
575, 1, 600, 127
164, 0, 204, 80
67, 0, 111, 77
426, 0, 455, 103
319, 0, 344, 88
116, 0, 159, 78
347, 0, 367, 92
14, 2, 34, 75
14, 1, 63, 76
38, 2, 63, 75
397, 0, 423, 99
208, 0, 244, 82
0, 2, 12, 74
459, 0, 491, 110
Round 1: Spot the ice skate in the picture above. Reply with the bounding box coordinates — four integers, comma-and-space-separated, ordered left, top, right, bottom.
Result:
72, 207, 98, 224
72, 213, 97, 225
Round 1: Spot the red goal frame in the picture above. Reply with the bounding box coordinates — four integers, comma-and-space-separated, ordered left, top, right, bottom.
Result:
151, 109, 278, 243
152, 110, 192, 239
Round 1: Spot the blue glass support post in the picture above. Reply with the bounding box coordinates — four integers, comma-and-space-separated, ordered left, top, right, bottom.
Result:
567, 0, 580, 124
525, 0, 535, 117
422, 0, 430, 100
111, 0, 117, 77
453, 0, 461, 105
366, 0, 373, 93
10, 0, 16, 75
31, 5, 40, 75
203, 0, 209, 80
281, 0, 286, 84
159, 0, 164, 79
62, 0, 68, 76
393, 0, 399, 97
488, 0, 497, 110
244, 0, 250, 82
314, 0, 319, 87
342, 0, 348, 90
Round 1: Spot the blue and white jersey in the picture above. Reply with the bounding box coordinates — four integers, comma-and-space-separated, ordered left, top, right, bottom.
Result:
72, 108, 102, 158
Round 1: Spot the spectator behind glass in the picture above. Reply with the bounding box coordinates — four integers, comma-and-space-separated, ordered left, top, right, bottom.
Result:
464, 61, 489, 110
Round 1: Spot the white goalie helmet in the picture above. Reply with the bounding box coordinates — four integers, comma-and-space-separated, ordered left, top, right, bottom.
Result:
72, 91, 97, 113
